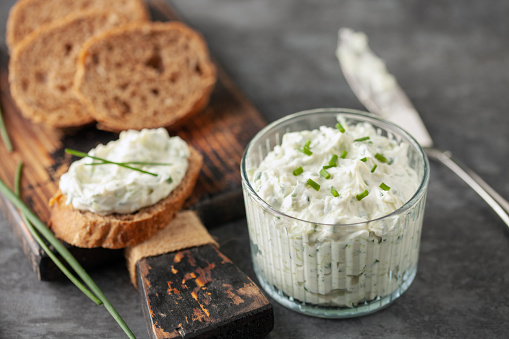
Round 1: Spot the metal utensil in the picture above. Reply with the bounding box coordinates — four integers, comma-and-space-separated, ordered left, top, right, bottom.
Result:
337, 28, 509, 227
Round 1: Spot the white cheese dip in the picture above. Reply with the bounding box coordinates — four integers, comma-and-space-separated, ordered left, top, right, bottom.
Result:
60, 128, 189, 215
246, 120, 423, 308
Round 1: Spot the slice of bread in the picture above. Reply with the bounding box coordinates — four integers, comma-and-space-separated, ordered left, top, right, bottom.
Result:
8, 11, 133, 129
74, 21, 217, 132
49, 145, 203, 249
6, 0, 149, 51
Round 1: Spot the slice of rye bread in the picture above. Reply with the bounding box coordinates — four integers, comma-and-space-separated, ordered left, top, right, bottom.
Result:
8, 11, 136, 129
6, 0, 149, 51
49, 146, 203, 249
74, 21, 217, 132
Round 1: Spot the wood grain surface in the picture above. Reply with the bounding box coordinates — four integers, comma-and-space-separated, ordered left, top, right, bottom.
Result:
0, 0, 266, 280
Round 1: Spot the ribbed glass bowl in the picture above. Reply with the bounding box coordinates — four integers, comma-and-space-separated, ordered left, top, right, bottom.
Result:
240, 108, 429, 318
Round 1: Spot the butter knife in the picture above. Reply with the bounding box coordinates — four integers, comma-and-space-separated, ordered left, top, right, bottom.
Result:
337, 28, 509, 227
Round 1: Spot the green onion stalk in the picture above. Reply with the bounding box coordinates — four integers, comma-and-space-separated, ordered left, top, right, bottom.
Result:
1, 168, 135, 338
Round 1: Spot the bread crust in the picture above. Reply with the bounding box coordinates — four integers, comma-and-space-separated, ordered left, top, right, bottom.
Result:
49, 146, 203, 249
74, 21, 217, 132
8, 10, 132, 128
6, 0, 149, 51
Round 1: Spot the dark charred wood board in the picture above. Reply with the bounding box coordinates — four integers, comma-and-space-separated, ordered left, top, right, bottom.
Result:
0, 0, 266, 280
138, 244, 274, 339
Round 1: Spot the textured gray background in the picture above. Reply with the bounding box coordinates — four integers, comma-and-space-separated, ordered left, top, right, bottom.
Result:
1, 0, 509, 338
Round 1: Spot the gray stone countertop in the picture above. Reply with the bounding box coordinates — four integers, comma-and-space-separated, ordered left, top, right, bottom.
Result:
1, 0, 509, 338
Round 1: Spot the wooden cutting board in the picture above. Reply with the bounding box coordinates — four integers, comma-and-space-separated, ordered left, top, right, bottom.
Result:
0, 0, 266, 280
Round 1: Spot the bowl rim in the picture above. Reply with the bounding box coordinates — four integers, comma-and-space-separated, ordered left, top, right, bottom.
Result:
240, 107, 430, 227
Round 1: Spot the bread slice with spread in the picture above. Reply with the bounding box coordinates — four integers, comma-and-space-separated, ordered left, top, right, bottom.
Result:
74, 21, 217, 132
49, 129, 203, 249
6, 0, 149, 51
8, 10, 138, 128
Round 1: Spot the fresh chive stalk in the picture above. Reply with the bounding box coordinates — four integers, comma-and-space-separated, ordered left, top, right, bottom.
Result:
340, 150, 348, 159
307, 178, 320, 191
356, 189, 369, 201
354, 136, 370, 142
360, 157, 367, 162
0, 177, 136, 339
331, 186, 339, 197
319, 168, 331, 179
87, 161, 172, 166
371, 164, 378, 173
14, 163, 102, 305
322, 165, 334, 170
375, 153, 387, 163
380, 182, 391, 191
293, 166, 304, 176
0, 105, 13, 152
336, 122, 345, 133
66, 148, 172, 183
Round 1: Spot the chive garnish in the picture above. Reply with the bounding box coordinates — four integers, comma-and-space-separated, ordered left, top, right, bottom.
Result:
307, 178, 320, 191
340, 150, 348, 159
371, 164, 378, 173
86, 161, 172, 166
329, 154, 338, 166
0, 172, 135, 338
375, 153, 387, 163
319, 168, 331, 179
0, 105, 13, 152
354, 136, 370, 142
380, 182, 391, 191
356, 189, 369, 201
66, 149, 173, 183
360, 157, 367, 162
293, 166, 304, 176
331, 186, 339, 197
336, 122, 346, 133
322, 165, 334, 170
298, 140, 313, 156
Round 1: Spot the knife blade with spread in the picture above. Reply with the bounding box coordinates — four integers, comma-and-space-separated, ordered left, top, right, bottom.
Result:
337, 28, 509, 227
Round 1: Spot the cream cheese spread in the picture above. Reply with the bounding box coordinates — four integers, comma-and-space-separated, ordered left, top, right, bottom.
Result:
60, 128, 189, 215
246, 120, 423, 307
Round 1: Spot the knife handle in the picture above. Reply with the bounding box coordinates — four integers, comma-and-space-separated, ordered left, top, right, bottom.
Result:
425, 148, 509, 227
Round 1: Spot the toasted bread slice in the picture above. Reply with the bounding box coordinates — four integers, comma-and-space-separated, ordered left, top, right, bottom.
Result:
49, 146, 203, 249
6, 0, 148, 51
8, 11, 132, 128
74, 21, 217, 132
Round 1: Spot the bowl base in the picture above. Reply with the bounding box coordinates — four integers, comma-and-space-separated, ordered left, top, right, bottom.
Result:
255, 267, 417, 318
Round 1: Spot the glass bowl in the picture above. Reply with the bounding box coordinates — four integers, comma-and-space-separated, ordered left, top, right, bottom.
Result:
240, 108, 429, 318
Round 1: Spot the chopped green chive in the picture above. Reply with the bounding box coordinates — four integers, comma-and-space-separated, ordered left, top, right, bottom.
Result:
356, 189, 369, 201
340, 150, 348, 159
336, 122, 345, 133
354, 136, 370, 142
331, 186, 339, 197
322, 165, 334, 170
329, 154, 338, 166
319, 168, 331, 179
375, 153, 387, 163
360, 157, 367, 162
371, 164, 378, 173
293, 166, 304, 176
380, 182, 391, 191
298, 140, 313, 156
307, 178, 320, 191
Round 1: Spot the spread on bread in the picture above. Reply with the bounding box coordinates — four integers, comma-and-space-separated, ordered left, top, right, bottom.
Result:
60, 128, 190, 215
